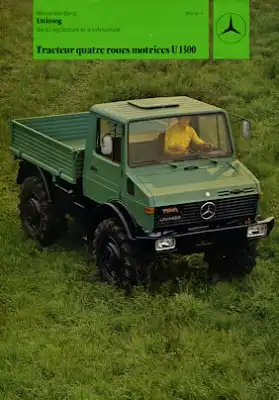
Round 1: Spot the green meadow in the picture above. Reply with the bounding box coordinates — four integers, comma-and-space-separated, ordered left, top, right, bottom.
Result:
0, 0, 279, 398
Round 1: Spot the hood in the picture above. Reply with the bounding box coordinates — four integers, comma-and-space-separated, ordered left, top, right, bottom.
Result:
134, 160, 259, 206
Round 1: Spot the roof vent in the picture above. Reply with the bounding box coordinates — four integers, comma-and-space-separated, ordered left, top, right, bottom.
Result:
128, 98, 180, 110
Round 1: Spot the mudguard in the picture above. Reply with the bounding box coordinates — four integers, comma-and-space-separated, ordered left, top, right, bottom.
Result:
91, 200, 138, 240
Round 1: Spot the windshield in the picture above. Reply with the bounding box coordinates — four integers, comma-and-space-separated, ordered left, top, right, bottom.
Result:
128, 113, 233, 167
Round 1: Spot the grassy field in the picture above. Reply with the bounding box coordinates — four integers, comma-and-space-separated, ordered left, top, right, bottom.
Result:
1, 0, 279, 399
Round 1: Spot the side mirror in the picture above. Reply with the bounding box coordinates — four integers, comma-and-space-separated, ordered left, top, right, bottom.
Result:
101, 135, 113, 155
242, 120, 250, 138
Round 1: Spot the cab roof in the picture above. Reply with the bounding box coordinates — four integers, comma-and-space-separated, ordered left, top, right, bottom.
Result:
90, 96, 223, 123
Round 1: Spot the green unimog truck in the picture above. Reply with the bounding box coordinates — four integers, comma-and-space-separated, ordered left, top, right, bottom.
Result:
9, 96, 275, 286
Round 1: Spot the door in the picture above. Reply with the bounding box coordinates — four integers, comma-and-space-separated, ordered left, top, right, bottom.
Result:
83, 116, 123, 203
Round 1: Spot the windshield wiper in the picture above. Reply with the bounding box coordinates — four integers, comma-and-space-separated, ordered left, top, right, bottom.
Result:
132, 159, 166, 166
132, 159, 183, 167
194, 154, 236, 170
226, 160, 236, 170
195, 154, 219, 165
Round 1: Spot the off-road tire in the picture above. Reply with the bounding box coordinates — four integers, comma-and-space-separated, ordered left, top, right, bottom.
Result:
91, 217, 152, 292
204, 239, 258, 280
19, 176, 67, 246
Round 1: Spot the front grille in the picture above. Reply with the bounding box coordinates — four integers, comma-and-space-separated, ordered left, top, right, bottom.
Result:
154, 194, 258, 229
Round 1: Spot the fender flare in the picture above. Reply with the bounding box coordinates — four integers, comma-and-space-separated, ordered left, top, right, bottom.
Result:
17, 161, 51, 201
90, 201, 138, 240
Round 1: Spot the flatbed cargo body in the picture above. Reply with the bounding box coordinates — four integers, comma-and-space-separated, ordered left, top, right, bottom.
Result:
10, 112, 89, 184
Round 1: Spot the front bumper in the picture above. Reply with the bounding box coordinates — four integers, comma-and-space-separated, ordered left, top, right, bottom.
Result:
134, 216, 275, 253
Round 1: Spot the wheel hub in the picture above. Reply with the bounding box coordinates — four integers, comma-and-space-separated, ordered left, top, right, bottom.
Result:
101, 238, 121, 280
23, 197, 42, 232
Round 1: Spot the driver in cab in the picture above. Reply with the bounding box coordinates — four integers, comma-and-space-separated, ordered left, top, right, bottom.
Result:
164, 116, 212, 156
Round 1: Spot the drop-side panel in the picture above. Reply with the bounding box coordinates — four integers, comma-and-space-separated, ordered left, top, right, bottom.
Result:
10, 120, 80, 183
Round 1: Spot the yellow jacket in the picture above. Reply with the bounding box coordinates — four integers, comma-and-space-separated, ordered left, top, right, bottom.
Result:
164, 124, 205, 155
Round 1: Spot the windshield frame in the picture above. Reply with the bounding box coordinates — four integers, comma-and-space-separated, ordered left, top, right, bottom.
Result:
127, 111, 235, 168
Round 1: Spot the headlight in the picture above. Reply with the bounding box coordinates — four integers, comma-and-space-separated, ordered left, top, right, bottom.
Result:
155, 237, 176, 251
247, 224, 267, 238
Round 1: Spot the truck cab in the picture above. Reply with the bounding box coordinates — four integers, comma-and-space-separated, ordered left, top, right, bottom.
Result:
83, 97, 261, 233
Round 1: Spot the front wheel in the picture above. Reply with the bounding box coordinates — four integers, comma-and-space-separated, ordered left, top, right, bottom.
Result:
90, 218, 153, 291
204, 239, 258, 279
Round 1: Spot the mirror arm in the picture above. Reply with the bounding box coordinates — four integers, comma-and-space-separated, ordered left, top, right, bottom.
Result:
229, 113, 250, 124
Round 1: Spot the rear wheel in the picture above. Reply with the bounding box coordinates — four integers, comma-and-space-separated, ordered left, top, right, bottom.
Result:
91, 218, 153, 292
204, 239, 258, 280
19, 176, 67, 246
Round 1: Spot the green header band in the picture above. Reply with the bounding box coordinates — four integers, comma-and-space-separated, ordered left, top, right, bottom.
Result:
33, 0, 209, 59
33, 0, 250, 60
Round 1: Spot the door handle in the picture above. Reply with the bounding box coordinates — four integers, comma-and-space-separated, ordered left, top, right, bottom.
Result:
91, 165, 98, 172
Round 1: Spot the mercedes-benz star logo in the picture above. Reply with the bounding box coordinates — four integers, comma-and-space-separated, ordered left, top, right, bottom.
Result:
200, 202, 216, 220
216, 13, 246, 44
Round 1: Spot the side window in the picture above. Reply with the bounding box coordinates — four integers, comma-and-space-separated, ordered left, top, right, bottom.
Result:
198, 115, 218, 146
198, 114, 230, 152
217, 115, 230, 153
96, 118, 123, 163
